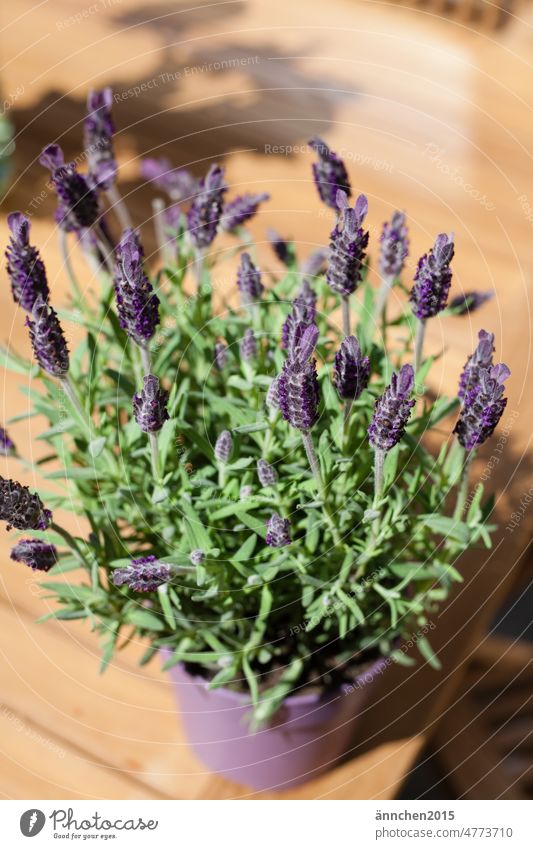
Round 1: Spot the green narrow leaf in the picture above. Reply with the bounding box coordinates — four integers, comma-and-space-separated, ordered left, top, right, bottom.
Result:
158, 585, 176, 629
417, 635, 442, 669
126, 608, 166, 631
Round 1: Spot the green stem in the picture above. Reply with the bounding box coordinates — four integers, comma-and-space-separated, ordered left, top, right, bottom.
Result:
50, 522, 86, 567
105, 184, 133, 231
139, 344, 152, 377
301, 430, 342, 546
149, 431, 161, 485
453, 449, 472, 521
414, 318, 426, 375
60, 376, 93, 441
152, 197, 172, 265
194, 247, 205, 295
375, 273, 394, 322
372, 448, 385, 540
341, 295, 351, 338
59, 230, 83, 305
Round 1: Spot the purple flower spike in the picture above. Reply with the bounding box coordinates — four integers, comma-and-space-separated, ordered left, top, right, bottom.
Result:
214, 340, 228, 370
5, 212, 50, 311
114, 230, 160, 344
410, 233, 455, 319
113, 555, 170, 592
214, 430, 233, 463
379, 211, 409, 279
140, 157, 198, 202
333, 335, 370, 401
267, 229, 293, 266
458, 329, 495, 400
326, 192, 369, 297
297, 278, 317, 316
186, 164, 227, 249
236, 252, 264, 305
308, 137, 351, 209
300, 247, 329, 280
266, 512, 291, 547
266, 375, 280, 410
0, 476, 52, 531
281, 296, 316, 355
454, 363, 510, 450
449, 291, 494, 316
0, 426, 15, 457
133, 375, 169, 433
40, 144, 99, 232
84, 87, 117, 190
26, 296, 69, 378
257, 459, 278, 487
240, 328, 258, 362
368, 364, 415, 452
11, 539, 57, 572
278, 324, 320, 431
220, 192, 270, 232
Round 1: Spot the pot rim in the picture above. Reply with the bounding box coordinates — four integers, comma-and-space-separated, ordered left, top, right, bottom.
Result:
161, 649, 389, 707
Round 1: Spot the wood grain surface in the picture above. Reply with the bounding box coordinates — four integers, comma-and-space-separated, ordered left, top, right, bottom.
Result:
0, 0, 532, 799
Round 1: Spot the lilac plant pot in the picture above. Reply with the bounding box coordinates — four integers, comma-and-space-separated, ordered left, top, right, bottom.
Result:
164, 653, 388, 791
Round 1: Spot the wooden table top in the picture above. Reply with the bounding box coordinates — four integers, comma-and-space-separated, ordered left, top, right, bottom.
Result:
0, 0, 531, 799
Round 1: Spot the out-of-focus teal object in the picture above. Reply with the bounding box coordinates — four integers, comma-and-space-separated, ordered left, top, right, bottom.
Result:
0, 113, 14, 193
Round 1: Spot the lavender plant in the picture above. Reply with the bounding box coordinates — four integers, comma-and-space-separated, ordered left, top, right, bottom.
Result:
1, 95, 507, 722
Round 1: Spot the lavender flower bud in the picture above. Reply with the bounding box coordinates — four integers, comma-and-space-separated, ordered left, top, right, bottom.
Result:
5, 212, 49, 311
266, 375, 280, 410
11, 539, 57, 572
368, 364, 415, 452
133, 375, 169, 433
114, 229, 160, 343
0, 477, 52, 531
0, 426, 15, 456
454, 363, 510, 450
186, 164, 227, 249
257, 459, 278, 487
333, 335, 370, 401
214, 340, 228, 370
308, 136, 351, 209
300, 247, 329, 279
326, 191, 369, 297
190, 549, 205, 566
40, 144, 99, 232
236, 252, 264, 305
458, 329, 495, 400
140, 157, 198, 202
278, 324, 320, 431
267, 229, 293, 266
84, 87, 117, 190
410, 233, 455, 319
266, 512, 291, 547
240, 485, 253, 499
26, 296, 69, 377
297, 278, 317, 316
214, 430, 233, 463
379, 211, 408, 279
164, 204, 182, 230
240, 328, 258, 362
220, 193, 269, 232
281, 296, 316, 355
113, 555, 170, 592
449, 291, 494, 316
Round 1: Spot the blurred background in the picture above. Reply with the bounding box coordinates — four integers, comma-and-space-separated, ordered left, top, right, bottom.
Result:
0, 0, 531, 799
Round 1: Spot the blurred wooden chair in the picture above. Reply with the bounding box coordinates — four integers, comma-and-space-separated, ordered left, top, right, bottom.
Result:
395, 0, 514, 28
432, 634, 533, 799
